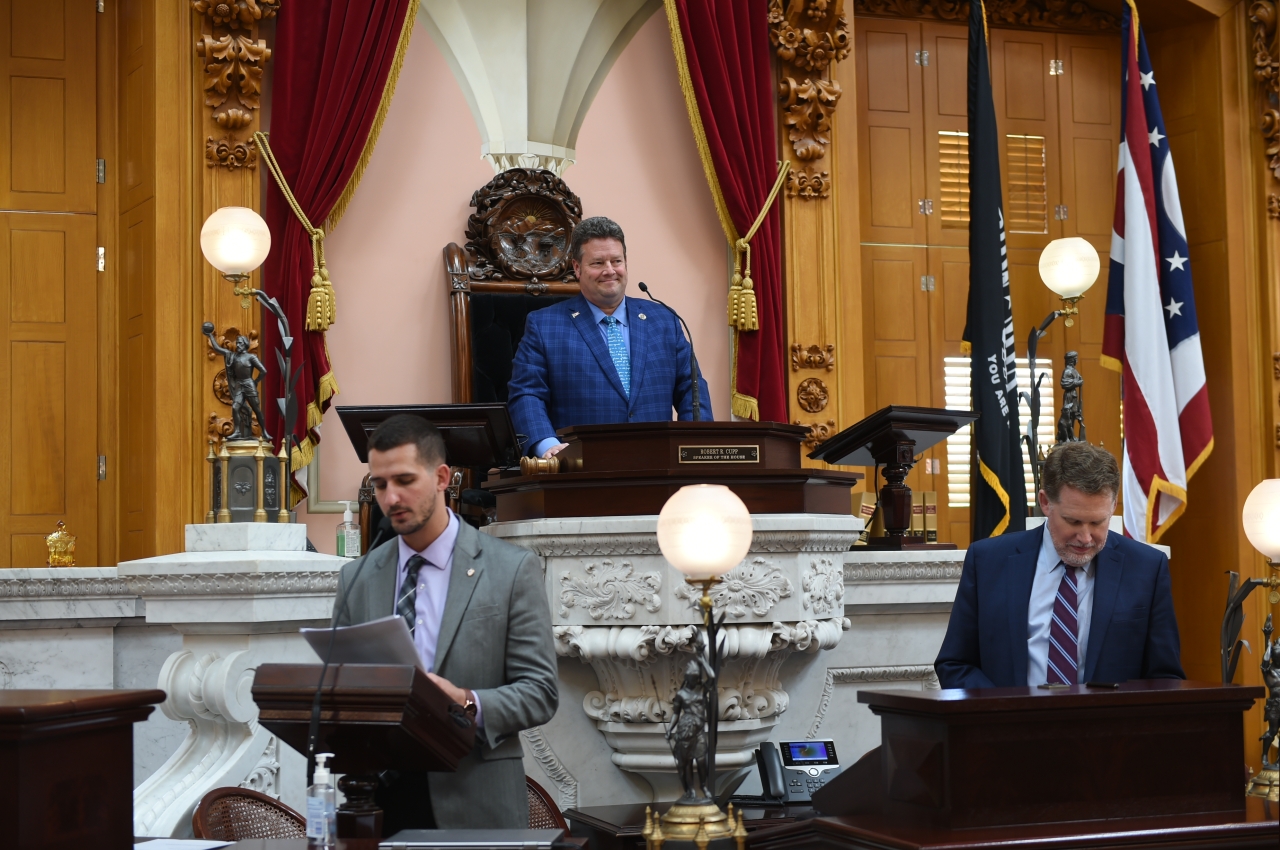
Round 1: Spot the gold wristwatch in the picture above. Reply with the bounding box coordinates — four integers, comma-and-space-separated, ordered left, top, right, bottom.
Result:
462, 689, 477, 719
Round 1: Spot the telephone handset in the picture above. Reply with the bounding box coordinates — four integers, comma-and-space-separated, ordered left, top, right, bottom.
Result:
756, 740, 840, 803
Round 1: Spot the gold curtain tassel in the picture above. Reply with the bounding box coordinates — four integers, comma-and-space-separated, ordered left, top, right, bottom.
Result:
739, 275, 759, 331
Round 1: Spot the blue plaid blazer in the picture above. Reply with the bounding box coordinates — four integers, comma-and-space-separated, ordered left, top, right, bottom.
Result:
508, 293, 712, 452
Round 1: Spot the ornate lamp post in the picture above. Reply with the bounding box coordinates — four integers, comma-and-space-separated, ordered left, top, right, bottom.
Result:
1022, 237, 1100, 509
1234, 481, 1280, 801
200, 206, 300, 522
645, 485, 753, 848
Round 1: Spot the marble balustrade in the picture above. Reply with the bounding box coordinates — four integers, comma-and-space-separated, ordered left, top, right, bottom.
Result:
0, 516, 966, 831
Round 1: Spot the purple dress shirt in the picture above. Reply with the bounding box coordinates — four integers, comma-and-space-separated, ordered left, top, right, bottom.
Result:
394, 509, 482, 726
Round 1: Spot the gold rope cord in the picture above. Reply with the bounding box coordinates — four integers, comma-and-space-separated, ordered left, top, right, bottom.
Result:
255, 131, 337, 333
327, 0, 421, 231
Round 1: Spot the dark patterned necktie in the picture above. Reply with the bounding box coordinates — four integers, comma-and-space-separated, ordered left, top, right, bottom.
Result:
1047, 562, 1080, 685
397, 554, 426, 635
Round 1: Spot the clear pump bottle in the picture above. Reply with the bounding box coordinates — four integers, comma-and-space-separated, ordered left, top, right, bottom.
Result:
306, 752, 337, 847
336, 501, 360, 558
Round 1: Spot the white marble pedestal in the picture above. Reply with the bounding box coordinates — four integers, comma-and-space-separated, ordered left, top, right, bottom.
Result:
119, 523, 347, 838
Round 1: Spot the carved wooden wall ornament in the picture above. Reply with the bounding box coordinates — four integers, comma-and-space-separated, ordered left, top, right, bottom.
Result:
795, 419, 837, 449
1250, 2, 1280, 184
192, 0, 277, 170
791, 343, 836, 372
770, 0, 849, 198
464, 168, 583, 282
797, 377, 830, 412
852, 0, 1119, 32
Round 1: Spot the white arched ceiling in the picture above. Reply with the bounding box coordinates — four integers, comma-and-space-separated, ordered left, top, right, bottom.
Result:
419, 0, 662, 175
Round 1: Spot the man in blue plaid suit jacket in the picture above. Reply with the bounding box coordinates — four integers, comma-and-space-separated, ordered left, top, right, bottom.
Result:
508, 217, 712, 458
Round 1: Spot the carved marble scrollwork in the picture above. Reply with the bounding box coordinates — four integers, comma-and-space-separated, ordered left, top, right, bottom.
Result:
558, 561, 662, 620
465, 169, 584, 281
1251, 2, 1280, 184
770, 0, 849, 199
674, 558, 793, 619
192, 0, 277, 169
852, 0, 1119, 31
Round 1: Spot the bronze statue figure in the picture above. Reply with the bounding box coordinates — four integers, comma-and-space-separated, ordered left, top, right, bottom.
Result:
666, 653, 716, 804
1056, 350, 1086, 443
204, 322, 271, 442
1261, 615, 1279, 770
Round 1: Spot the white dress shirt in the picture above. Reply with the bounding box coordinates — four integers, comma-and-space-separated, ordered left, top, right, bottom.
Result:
1026, 526, 1095, 685
394, 509, 482, 725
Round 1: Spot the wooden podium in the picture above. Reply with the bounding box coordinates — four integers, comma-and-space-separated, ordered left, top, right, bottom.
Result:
749, 681, 1277, 849
485, 421, 863, 520
251, 663, 475, 775
0, 688, 164, 850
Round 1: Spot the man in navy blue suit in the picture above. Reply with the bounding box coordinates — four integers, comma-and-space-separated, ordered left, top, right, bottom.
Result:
935, 442, 1183, 689
508, 216, 712, 458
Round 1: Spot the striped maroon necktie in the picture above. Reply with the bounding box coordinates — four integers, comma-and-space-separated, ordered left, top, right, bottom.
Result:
1046, 563, 1080, 685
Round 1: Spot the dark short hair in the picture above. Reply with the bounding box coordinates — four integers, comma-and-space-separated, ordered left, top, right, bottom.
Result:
367, 415, 446, 468
570, 216, 626, 262
1041, 442, 1120, 501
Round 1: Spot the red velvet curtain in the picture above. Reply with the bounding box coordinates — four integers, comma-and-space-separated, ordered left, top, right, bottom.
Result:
262, 0, 415, 479
670, 0, 786, 423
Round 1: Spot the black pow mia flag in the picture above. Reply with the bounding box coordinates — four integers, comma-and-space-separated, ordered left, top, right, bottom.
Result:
963, 0, 1025, 539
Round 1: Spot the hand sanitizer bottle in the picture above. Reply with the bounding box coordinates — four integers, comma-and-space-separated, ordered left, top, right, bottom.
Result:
336, 501, 360, 558
306, 752, 337, 847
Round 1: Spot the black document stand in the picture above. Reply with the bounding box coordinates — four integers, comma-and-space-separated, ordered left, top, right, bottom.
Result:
336, 403, 522, 527
808, 405, 976, 550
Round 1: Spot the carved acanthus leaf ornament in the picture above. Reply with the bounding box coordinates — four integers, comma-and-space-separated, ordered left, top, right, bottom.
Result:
1251, 2, 1280, 184
852, 0, 1118, 32
770, 1, 849, 199
465, 169, 583, 282
192, 0, 277, 170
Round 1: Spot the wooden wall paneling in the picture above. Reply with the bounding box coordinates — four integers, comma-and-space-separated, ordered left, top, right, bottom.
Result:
856, 18, 927, 245
97, 0, 120, 567
928, 245, 969, 545
118, 201, 153, 563
0, 2, 96, 214
922, 22, 970, 248
0, 213, 98, 566
1056, 32, 1121, 459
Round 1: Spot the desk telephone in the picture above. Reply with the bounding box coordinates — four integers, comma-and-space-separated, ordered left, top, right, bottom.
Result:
756, 740, 840, 803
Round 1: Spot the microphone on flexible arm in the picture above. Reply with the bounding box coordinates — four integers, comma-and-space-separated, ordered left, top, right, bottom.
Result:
637, 282, 703, 422
305, 515, 392, 783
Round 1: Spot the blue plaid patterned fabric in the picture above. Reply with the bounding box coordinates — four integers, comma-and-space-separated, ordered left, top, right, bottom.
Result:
508, 294, 713, 452
602, 315, 630, 397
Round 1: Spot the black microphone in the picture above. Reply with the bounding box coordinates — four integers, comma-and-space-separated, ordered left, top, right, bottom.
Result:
305, 516, 392, 783
637, 282, 703, 421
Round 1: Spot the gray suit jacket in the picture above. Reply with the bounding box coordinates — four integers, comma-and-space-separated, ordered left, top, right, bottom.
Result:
331, 519, 557, 828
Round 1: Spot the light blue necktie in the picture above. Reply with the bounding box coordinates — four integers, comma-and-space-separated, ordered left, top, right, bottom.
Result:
602, 315, 630, 397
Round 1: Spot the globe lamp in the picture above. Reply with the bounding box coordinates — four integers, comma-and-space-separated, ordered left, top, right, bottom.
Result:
200, 206, 272, 307
1038, 237, 1100, 327
1243, 479, 1280, 563
657, 485, 753, 585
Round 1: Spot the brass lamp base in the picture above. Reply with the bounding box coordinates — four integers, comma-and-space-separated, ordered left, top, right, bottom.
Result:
644, 802, 746, 850
1246, 766, 1280, 803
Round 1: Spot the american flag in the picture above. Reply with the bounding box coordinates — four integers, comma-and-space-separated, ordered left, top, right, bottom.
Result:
1102, 3, 1213, 543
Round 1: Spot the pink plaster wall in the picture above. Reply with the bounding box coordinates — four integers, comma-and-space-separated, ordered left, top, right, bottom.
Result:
298, 13, 728, 552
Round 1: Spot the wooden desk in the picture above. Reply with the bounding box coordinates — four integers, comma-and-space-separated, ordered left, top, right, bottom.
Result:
747, 797, 1279, 849
855, 680, 1261, 829
486, 422, 863, 520
2, 688, 165, 850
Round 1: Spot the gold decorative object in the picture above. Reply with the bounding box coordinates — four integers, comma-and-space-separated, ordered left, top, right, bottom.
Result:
192, 0, 277, 169
45, 522, 76, 567
206, 440, 217, 523
852, 0, 1120, 31
790, 342, 835, 372
218, 442, 232, 523
797, 376, 830, 412
277, 441, 290, 523
254, 440, 268, 522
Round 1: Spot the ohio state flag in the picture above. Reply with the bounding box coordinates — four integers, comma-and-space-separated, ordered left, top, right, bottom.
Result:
1102, 3, 1213, 543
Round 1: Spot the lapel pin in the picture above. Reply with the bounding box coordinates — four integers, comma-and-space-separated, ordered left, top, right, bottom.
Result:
571, 311, 580, 318
467, 568, 475, 577
639, 313, 647, 320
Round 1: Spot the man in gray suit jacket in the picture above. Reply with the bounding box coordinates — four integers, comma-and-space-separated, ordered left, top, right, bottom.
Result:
331, 414, 557, 833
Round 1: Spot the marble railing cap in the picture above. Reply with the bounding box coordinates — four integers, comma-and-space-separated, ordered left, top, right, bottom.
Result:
185, 523, 308, 552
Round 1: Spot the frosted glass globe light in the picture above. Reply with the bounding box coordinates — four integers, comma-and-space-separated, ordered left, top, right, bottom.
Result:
1242, 479, 1280, 562
201, 206, 271, 276
1038, 237, 1100, 299
656, 485, 753, 580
